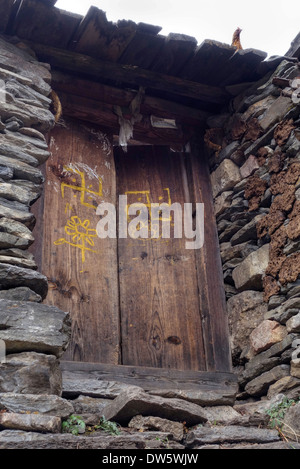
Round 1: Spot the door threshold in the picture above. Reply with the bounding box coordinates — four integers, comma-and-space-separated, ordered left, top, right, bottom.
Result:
61, 361, 238, 406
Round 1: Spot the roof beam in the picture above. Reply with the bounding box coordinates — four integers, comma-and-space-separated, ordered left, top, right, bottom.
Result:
51, 70, 209, 126
26, 41, 230, 108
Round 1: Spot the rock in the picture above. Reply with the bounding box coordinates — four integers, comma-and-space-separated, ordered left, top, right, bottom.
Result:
0, 300, 70, 357
0, 352, 62, 395
71, 395, 109, 415
232, 244, 270, 291
0, 393, 73, 418
0, 143, 39, 166
0, 131, 51, 165
291, 359, 300, 378
0, 287, 41, 302
0, 254, 37, 269
265, 297, 300, 324
18, 127, 46, 141
240, 155, 260, 179
267, 376, 300, 399
0, 430, 181, 450
0, 155, 44, 184
0, 198, 35, 228
129, 415, 184, 441
0, 181, 40, 205
214, 191, 233, 217
201, 405, 242, 426
186, 425, 280, 447
241, 335, 296, 385
0, 412, 61, 434
0, 264, 47, 298
218, 141, 240, 162
282, 402, 300, 442
210, 159, 241, 199
102, 387, 208, 426
259, 96, 295, 131
0, 232, 30, 250
220, 242, 257, 263
0, 166, 13, 180
0, 100, 54, 134
148, 385, 238, 407
233, 394, 285, 426
250, 320, 287, 355
227, 291, 268, 361
230, 215, 264, 246
244, 365, 290, 396
286, 313, 300, 333
0, 217, 34, 244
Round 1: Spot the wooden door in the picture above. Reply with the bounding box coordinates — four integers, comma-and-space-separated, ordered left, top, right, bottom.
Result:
115, 146, 206, 371
39, 120, 231, 373
42, 119, 120, 363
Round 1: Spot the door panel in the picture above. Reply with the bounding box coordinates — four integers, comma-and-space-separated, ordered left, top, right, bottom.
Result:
115, 146, 206, 371
38, 121, 231, 373
42, 119, 120, 364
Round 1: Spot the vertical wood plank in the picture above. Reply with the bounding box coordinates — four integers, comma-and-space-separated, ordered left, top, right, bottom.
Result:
187, 141, 232, 372
116, 146, 206, 371
42, 119, 120, 364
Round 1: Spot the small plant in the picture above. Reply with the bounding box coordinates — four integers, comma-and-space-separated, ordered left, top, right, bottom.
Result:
62, 414, 86, 436
93, 416, 121, 436
266, 397, 299, 429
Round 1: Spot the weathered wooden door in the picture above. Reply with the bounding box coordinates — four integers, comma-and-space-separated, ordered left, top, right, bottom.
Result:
39, 119, 231, 373
116, 146, 206, 371
42, 119, 120, 364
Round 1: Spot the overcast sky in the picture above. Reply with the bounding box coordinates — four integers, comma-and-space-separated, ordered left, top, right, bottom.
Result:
56, 0, 299, 58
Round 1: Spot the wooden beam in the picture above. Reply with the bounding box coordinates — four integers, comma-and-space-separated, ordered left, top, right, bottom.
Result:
12, 0, 81, 49
61, 361, 238, 404
26, 41, 230, 106
51, 70, 209, 126
69, 6, 137, 62
58, 92, 193, 146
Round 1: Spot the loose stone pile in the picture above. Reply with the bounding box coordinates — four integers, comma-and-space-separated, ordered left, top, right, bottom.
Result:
208, 56, 300, 402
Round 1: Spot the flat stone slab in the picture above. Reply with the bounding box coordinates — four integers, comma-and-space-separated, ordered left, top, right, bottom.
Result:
186, 425, 280, 447
0, 265, 48, 298
0, 393, 73, 418
0, 352, 62, 395
0, 412, 61, 434
0, 430, 184, 450
0, 300, 70, 357
103, 387, 208, 426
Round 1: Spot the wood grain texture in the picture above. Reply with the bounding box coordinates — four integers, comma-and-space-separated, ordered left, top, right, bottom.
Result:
42, 118, 120, 364
186, 140, 232, 372
61, 361, 238, 395
115, 146, 206, 371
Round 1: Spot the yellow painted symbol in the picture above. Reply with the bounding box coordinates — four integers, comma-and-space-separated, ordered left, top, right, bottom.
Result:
54, 216, 98, 264
61, 166, 103, 210
125, 188, 173, 242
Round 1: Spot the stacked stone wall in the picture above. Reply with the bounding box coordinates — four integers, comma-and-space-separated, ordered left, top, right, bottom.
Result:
207, 57, 300, 400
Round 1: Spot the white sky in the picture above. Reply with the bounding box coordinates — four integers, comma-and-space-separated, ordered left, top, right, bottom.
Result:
55, 0, 300, 58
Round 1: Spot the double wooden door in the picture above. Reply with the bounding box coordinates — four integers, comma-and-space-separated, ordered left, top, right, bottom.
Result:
39, 119, 231, 373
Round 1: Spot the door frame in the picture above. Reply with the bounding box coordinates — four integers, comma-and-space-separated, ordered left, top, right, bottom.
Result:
30, 115, 236, 398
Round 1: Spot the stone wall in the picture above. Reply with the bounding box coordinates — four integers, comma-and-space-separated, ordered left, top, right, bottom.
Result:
0, 36, 71, 434
207, 56, 300, 401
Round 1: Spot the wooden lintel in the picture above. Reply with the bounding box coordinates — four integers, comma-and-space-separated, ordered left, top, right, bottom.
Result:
26, 41, 230, 106
51, 70, 209, 126
58, 92, 194, 146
